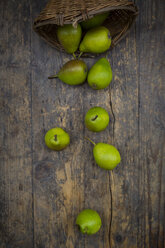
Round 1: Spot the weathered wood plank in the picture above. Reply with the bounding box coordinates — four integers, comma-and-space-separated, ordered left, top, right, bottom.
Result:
107, 25, 140, 247
31, 2, 86, 247
0, 1, 33, 247
135, 0, 165, 247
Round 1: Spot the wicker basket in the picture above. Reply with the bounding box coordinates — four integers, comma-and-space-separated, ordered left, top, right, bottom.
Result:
33, 0, 138, 55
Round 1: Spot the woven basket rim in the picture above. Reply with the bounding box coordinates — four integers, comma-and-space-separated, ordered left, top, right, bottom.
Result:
34, 4, 138, 29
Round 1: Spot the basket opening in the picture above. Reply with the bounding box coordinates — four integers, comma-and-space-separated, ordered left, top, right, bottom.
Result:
34, 9, 136, 53
105, 9, 135, 44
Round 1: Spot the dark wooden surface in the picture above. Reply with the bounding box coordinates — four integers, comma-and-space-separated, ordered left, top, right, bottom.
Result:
0, 0, 165, 247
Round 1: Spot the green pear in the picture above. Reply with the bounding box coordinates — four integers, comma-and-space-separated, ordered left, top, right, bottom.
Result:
57, 24, 82, 54
76, 209, 102, 235
79, 26, 111, 54
85, 106, 109, 132
88, 58, 113, 90
93, 143, 121, 170
45, 128, 70, 151
86, 138, 121, 170
48, 59, 88, 85
81, 12, 109, 30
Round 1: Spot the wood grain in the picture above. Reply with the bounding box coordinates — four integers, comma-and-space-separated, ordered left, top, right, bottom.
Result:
0, 0, 164, 247
0, 1, 33, 248
135, 0, 165, 247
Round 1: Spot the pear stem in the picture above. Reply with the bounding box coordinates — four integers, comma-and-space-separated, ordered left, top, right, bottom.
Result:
73, 53, 77, 59
85, 137, 96, 146
91, 115, 98, 121
78, 52, 83, 59
48, 75, 58, 79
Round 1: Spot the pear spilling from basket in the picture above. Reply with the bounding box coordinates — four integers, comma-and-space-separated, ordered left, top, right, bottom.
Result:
88, 58, 113, 90
79, 26, 111, 54
48, 59, 88, 85
57, 24, 82, 54
81, 12, 109, 30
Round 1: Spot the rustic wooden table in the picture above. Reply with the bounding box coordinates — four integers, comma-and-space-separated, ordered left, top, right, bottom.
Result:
0, 0, 165, 247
